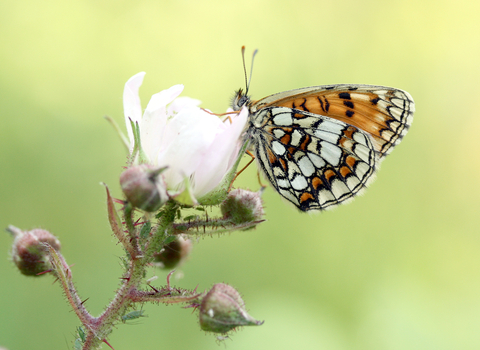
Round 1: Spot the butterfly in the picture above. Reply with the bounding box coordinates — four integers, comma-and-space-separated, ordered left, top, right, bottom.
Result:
232, 83, 415, 211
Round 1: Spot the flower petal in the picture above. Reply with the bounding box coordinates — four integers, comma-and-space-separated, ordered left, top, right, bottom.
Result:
141, 84, 184, 162
167, 96, 201, 116
123, 72, 146, 149
193, 108, 248, 196
157, 107, 223, 189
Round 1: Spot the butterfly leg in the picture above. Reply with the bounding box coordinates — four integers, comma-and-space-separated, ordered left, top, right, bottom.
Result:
228, 150, 265, 191
256, 168, 266, 189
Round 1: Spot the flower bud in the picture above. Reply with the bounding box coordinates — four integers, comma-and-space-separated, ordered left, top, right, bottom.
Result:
152, 236, 192, 269
199, 283, 263, 334
120, 164, 168, 212
220, 189, 264, 225
7, 226, 61, 276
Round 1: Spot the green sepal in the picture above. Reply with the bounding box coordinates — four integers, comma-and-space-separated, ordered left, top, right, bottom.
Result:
128, 118, 149, 166
173, 176, 198, 206
104, 115, 129, 150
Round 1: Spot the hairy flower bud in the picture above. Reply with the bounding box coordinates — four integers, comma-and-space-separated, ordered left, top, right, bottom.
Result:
7, 226, 61, 276
153, 236, 192, 269
199, 283, 263, 334
120, 164, 168, 212
221, 189, 264, 225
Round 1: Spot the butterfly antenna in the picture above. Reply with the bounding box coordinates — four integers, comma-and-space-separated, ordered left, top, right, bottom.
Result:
241, 46, 248, 92
246, 49, 258, 94
241, 46, 259, 94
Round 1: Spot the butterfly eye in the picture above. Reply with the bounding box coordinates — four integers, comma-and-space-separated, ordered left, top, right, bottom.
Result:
231, 89, 250, 111
237, 95, 249, 108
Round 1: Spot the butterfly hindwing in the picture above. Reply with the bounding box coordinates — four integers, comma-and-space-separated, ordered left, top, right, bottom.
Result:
248, 106, 378, 211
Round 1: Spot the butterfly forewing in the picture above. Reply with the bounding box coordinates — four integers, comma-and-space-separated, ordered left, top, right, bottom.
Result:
241, 84, 414, 211
250, 84, 414, 159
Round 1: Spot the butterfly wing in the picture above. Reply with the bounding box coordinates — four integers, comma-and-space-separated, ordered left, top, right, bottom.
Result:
248, 106, 378, 211
250, 84, 414, 159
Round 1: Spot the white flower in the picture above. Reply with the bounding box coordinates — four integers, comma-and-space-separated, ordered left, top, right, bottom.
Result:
123, 72, 248, 206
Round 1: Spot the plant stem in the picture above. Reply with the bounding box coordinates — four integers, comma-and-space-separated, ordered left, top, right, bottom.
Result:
80, 201, 178, 349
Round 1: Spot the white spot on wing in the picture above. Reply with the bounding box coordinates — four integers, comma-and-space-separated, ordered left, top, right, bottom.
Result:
291, 174, 308, 190
272, 110, 293, 126
297, 156, 315, 177
291, 130, 302, 146
271, 141, 286, 156
308, 153, 326, 168
320, 142, 342, 166
273, 129, 285, 139
353, 144, 372, 163
353, 131, 369, 147
314, 130, 340, 144
320, 121, 345, 135
277, 178, 290, 189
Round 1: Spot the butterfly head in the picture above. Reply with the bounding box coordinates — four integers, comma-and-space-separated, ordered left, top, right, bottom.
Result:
231, 89, 250, 111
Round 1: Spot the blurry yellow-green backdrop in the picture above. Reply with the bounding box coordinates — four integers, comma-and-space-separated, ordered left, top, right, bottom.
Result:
1, 1, 479, 349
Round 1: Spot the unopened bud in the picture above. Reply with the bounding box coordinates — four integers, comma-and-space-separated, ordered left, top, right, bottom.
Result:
7, 226, 61, 276
221, 189, 264, 225
153, 236, 192, 269
199, 283, 263, 334
120, 164, 168, 212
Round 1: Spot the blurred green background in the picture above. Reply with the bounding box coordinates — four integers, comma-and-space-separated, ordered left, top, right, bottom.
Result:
1, 0, 479, 349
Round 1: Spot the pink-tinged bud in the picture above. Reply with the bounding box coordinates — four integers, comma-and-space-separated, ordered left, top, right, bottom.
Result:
7, 226, 61, 276
199, 283, 263, 334
221, 189, 264, 225
120, 164, 168, 212
153, 236, 192, 269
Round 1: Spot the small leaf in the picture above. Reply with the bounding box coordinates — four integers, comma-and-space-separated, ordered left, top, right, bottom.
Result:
77, 326, 86, 342
103, 183, 137, 258
122, 310, 146, 323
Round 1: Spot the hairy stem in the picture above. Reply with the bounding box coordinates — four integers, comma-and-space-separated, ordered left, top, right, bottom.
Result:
47, 245, 95, 326
78, 201, 178, 349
